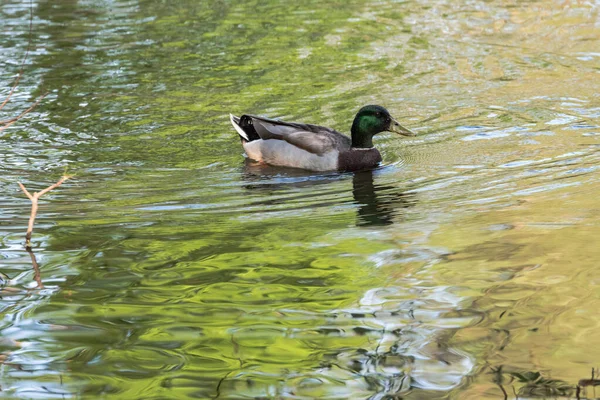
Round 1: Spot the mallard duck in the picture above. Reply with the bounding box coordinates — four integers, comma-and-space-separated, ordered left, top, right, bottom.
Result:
230, 105, 415, 172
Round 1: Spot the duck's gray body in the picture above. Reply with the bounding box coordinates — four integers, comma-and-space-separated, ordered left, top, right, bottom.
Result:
230, 114, 382, 172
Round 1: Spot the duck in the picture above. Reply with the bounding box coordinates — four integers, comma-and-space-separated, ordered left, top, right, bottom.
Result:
229, 105, 415, 172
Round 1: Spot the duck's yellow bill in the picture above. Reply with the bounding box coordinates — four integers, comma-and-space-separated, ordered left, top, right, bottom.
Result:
389, 118, 416, 137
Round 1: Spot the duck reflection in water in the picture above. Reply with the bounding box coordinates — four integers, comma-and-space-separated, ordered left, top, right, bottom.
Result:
242, 160, 416, 226
351, 169, 416, 226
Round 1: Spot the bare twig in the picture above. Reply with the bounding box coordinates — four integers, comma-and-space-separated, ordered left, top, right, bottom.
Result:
26, 247, 44, 289
18, 176, 70, 248
0, 0, 34, 112
0, 0, 45, 131
0, 92, 47, 132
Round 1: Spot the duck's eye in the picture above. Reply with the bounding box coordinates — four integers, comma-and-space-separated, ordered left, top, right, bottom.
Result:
375, 112, 382, 117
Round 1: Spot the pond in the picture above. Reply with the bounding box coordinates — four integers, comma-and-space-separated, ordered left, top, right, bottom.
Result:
1, 0, 600, 398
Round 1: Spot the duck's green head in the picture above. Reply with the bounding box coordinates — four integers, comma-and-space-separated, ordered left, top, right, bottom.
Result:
350, 105, 415, 148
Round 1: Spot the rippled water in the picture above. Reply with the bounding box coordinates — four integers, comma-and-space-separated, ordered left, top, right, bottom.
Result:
1, 0, 600, 398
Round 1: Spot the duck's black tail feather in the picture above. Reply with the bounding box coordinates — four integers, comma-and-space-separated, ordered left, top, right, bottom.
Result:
230, 114, 260, 142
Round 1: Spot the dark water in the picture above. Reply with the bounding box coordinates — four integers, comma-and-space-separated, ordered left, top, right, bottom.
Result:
1, 0, 600, 398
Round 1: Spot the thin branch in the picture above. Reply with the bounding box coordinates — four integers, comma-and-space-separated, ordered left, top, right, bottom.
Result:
26, 247, 44, 289
0, 0, 45, 134
17, 182, 33, 200
498, 383, 508, 400
0, 92, 47, 132
18, 176, 70, 248
36, 175, 68, 197
0, 0, 34, 112
0, 74, 23, 112
0, 92, 46, 125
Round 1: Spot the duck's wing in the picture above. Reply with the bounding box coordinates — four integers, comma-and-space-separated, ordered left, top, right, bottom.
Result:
244, 114, 351, 155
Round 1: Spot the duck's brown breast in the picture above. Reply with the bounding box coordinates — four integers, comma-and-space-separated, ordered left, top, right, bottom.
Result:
338, 148, 382, 171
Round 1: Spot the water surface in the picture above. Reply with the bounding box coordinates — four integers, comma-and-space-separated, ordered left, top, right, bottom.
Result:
1, 0, 600, 398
